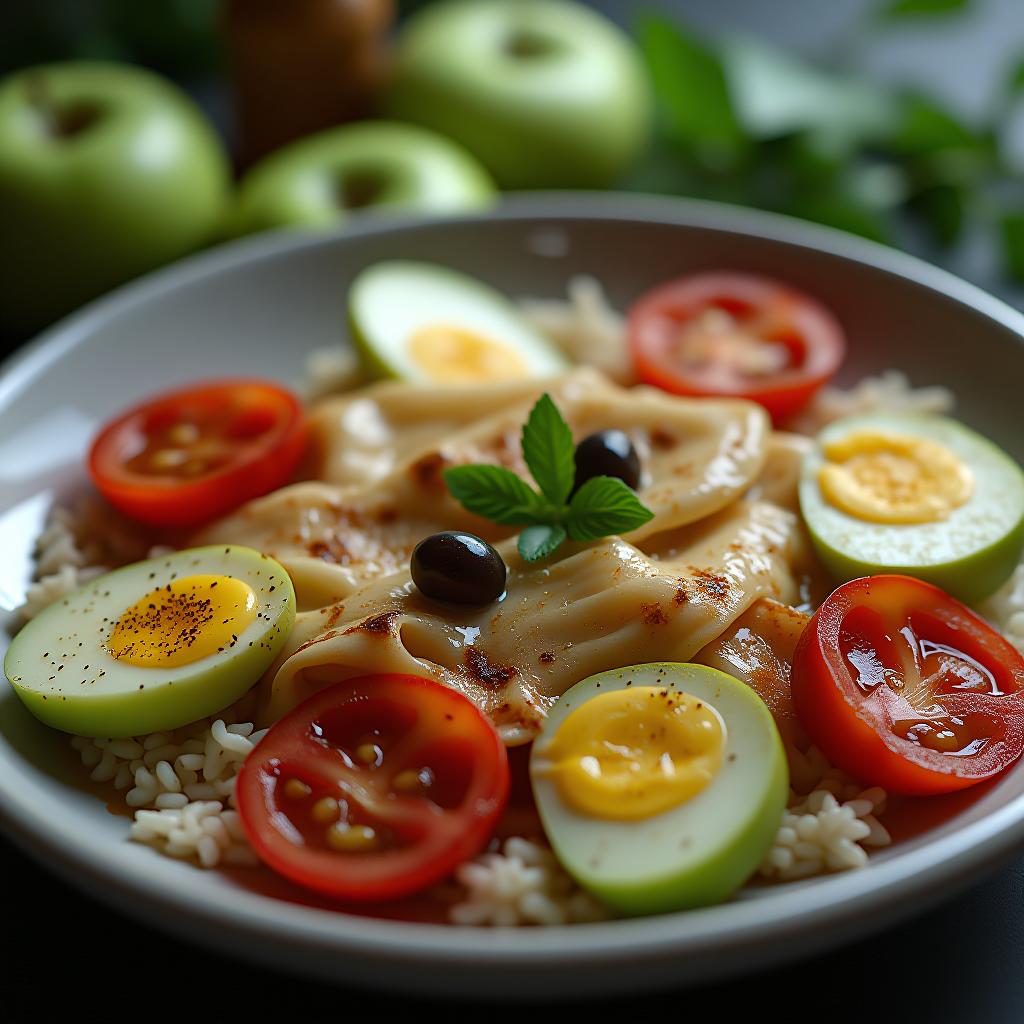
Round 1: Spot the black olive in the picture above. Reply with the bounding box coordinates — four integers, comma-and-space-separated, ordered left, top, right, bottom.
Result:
411, 532, 507, 606
573, 430, 642, 493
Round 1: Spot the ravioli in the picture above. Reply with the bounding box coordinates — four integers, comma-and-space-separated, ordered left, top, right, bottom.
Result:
259, 499, 800, 741
306, 373, 567, 489
195, 370, 771, 610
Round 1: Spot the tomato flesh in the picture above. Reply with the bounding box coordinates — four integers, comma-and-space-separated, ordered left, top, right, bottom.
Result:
236, 674, 509, 902
88, 379, 306, 528
627, 272, 846, 423
792, 575, 1024, 795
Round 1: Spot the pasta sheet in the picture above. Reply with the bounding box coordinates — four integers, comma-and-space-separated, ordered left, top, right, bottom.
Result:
197, 370, 771, 610
194, 370, 809, 739
261, 499, 800, 742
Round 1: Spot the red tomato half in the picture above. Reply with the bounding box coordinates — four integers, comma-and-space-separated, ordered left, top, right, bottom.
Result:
792, 575, 1024, 795
88, 379, 306, 528
627, 272, 845, 422
236, 674, 510, 902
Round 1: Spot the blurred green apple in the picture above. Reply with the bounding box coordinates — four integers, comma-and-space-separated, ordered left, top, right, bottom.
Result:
229, 121, 496, 236
0, 62, 230, 335
384, 0, 652, 190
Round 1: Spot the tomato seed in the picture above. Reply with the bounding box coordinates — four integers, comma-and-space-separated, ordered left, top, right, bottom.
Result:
392, 770, 421, 792
149, 448, 189, 471
326, 823, 377, 852
355, 743, 383, 767
283, 778, 311, 800
167, 422, 201, 446
311, 796, 340, 823
393, 767, 433, 793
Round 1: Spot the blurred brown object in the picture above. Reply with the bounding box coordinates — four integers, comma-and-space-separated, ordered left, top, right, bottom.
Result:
224, 0, 394, 169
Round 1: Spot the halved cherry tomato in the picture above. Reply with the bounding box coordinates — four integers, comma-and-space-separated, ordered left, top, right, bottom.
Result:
792, 575, 1024, 795
236, 674, 509, 902
88, 379, 306, 528
627, 272, 845, 423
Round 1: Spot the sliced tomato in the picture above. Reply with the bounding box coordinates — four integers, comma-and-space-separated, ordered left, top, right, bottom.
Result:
88, 379, 306, 528
791, 575, 1024, 795
236, 674, 509, 902
627, 272, 845, 423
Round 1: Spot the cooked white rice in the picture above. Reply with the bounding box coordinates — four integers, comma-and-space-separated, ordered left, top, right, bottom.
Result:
69, 711, 265, 867
518, 276, 635, 385
759, 775, 890, 882
787, 369, 955, 435
17, 499, 166, 622
301, 345, 364, 401
981, 558, 1024, 654
450, 837, 609, 926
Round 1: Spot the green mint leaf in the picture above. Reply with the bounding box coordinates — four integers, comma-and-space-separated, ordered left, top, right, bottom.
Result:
520, 393, 575, 506
566, 476, 655, 541
443, 465, 546, 526
518, 524, 567, 563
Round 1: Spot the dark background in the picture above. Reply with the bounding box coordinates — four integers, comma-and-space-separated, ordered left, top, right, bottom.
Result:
3, 1, 1024, 1020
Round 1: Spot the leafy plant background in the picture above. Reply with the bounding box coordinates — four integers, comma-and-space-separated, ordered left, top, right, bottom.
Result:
625, 0, 1024, 306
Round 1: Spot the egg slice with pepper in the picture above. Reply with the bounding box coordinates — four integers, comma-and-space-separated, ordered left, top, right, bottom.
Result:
530, 662, 787, 915
4, 545, 295, 737
800, 412, 1024, 603
349, 260, 568, 383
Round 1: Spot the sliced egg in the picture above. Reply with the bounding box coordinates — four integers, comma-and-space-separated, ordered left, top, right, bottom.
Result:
800, 412, 1024, 603
348, 261, 568, 383
531, 662, 787, 915
4, 545, 295, 737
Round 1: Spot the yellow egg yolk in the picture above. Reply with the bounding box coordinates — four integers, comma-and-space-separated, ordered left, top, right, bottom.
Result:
818, 430, 974, 524
407, 323, 529, 382
542, 687, 726, 821
106, 574, 257, 668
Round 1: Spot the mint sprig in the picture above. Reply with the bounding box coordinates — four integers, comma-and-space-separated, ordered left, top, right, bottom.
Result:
518, 524, 568, 562
520, 393, 575, 505
444, 464, 548, 525
443, 394, 654, 563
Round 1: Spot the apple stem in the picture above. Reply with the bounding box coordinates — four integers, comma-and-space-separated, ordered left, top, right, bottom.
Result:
24, 73, 100, 139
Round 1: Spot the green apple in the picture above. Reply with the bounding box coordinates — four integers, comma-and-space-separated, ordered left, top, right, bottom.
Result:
229, 121, 496, 236
384, 0, 652, 190
0, 62, 230, 335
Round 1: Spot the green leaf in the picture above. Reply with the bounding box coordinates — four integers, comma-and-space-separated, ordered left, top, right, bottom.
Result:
443, 465, 546, 526
886, 94, 984, 157
785, 192, 892, 243
906, 184, 967, 247
566, 477, 655, 542
721, 37, 899, 148
520, 394, 575, 506
518, 524, 567, 563
636, 15, 748, 166
879, 0, 969, 18
1007, 59, 1024, 96
1000, 212, 1024, 282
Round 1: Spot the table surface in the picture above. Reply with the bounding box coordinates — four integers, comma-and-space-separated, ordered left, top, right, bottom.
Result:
3, 1, 1024, 1018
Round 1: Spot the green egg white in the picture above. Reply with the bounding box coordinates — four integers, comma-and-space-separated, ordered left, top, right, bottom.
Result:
348, 260, 568, 381
4, 545, 295, 737
530, 662, 788, 916
800, 412, 1024, 603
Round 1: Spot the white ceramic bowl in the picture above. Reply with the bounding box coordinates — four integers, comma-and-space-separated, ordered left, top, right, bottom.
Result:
1, 195, 1022, 998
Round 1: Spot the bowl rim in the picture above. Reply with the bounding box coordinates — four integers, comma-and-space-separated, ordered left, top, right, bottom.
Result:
2, 192, 1023, 979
